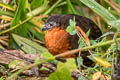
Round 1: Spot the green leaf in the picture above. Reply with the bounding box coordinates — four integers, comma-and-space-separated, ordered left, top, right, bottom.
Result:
58, 59, 77, 72
78, 29, 90, 48
90, 40, 97, 45
34, 57, 40, 63
12, 33, 48, 54
70, 19, 76, 26
87, 55, 94, 61
77, 56, 83, 68
31, 0, 44, 9
66, 19, 77, 35
86, 29, 90, 37
0, 78, 4, 80
11, 0, 26, 27
78, 76, 88, 80
78, 37, 86, 48
49, 59, 76, 80
41, 52, 55, 60
49, 68, 73, 80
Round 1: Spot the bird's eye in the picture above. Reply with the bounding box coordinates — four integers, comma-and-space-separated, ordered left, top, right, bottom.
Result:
49, 22, 54, 26
50, 23, 53, 26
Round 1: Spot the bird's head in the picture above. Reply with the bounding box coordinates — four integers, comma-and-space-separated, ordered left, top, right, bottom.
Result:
41, 15, 61, 31
42, 21, 60, 31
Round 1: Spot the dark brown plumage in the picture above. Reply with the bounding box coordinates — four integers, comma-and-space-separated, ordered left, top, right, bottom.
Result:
42, 14, 102, 58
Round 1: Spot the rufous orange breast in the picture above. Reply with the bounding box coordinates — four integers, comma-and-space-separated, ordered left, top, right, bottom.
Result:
45, 27, 70, 55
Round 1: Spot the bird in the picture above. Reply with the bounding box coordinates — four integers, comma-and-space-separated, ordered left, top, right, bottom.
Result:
42, 14, 102, 58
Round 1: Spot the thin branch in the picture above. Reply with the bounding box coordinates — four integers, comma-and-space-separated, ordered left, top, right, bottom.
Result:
55, 38, 120, 58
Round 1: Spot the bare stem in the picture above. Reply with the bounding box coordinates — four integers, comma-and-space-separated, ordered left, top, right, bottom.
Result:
55, 38, 120, 58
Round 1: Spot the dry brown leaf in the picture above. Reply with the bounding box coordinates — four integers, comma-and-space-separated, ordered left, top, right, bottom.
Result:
101, 75, 110, 80
76, 26, 90, 46
91, 72, 110, 80
91, 72, 101, 80
0, 15, 13, 21
93, 56, 111, 68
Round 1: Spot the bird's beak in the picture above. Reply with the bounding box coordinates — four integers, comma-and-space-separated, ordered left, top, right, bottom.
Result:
41, 24, 48, 31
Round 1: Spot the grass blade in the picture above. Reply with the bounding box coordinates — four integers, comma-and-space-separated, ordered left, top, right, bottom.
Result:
66, 0, 79, 15
43, 0, 62, 15
31, 0, 44, 9
0, 2, 15, 11
79, 0, 120, 30
0, 8, 14, 16
27, 1, 49, 16
11, 0, 26, 27
79, 0, 116, 21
